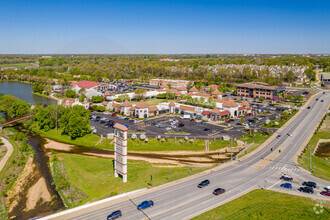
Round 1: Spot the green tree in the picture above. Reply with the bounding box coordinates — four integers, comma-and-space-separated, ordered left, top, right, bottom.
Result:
65, 89, 77, 98
91, 95, 105, 103
134, 89, 146, 100
79, 94, 87, 102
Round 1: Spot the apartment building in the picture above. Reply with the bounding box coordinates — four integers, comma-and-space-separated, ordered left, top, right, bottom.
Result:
236, 82, 275, 100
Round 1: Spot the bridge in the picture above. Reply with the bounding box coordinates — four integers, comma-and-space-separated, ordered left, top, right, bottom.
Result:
0, 114, 33, 130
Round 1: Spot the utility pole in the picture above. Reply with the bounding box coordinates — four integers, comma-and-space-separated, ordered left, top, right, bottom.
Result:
309, 147, 312, 173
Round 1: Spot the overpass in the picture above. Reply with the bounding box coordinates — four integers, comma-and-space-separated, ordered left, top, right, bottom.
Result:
41, 91, 330, 220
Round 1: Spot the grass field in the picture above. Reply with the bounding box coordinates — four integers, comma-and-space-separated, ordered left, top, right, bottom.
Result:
59, 153, 208, 202
237, 131, 271, 158
131, 99, 173, 106
34, 127, 236, 151
0, 63, 36, 68
298, 113, 330, 181
193, 189, 330, 220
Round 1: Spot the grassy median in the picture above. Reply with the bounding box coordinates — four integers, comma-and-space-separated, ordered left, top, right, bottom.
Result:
193, 189, 330, 220
57, 153, 208, 204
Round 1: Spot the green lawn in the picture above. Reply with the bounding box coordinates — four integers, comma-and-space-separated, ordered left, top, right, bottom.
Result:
33, 128, 113, 150
33, 127, 235, 151
131, 99, 173, 106
262, 110, 298, 128
59, 153, 208, 203
298, 114, 330, 181
193, 189, 330, 220
127, 138, 235, 151
0, 63, 36, 68
238, 131, 271, 158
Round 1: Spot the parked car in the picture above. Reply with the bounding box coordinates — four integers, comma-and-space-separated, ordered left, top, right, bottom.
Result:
198, 179, 210, 188
137, 200, 154, 210
320, 191, 330, 196
280, 175, 293, 181
298, 187, 314, 194
107, 210, 122, 220
112, 113, 117, 116
280, 183, 292, 189
213, 188, 225, 195
190, 119, 195, 122
204, 128, 210, 131
178, 124, 185, 128
302, 181, 317, 188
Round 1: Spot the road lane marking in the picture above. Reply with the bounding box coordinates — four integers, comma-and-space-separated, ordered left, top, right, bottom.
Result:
267, 180, 282, 190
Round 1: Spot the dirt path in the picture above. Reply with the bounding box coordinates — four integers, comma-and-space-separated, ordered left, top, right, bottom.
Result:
0, 136, 14, 172
44, 138, 244, 167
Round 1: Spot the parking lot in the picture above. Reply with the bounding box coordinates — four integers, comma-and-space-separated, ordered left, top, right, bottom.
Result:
90, 105, 284, 139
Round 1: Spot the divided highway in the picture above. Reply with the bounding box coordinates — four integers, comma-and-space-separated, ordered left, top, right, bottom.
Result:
44, 92, 330, 220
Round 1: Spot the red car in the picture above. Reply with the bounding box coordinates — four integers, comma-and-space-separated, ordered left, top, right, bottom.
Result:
213, 188, 225, 195
190, 119, 195, 122
179, 122, 183, 125
112, 113, 117, 116
321, 191, 330, 196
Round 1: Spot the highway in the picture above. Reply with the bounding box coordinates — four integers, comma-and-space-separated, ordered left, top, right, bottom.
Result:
45, 91, 330, 220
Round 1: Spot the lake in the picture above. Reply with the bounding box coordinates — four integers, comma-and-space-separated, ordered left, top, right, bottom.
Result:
0, 81, 56, 105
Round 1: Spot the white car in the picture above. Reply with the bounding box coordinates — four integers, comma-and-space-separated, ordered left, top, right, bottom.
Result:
103, 111, 110, 114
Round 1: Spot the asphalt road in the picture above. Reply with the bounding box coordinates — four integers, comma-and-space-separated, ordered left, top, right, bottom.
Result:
47, 91, 330, 220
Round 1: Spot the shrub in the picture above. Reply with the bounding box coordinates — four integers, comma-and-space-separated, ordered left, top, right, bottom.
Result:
131, 133, 137, 140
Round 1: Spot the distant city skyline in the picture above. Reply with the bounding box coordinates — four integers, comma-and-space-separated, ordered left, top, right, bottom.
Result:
1, 0, 329, 54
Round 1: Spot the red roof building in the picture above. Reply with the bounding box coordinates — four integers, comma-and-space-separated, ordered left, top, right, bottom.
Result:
220, 110, 230, 116
76, 80, 101, 89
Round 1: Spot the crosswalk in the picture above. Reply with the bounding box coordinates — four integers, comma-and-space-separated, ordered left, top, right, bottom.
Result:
263, 166, 300, 172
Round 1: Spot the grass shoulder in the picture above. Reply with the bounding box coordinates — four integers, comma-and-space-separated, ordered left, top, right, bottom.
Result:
55, 153, 209, 204
193, 189, 330, 220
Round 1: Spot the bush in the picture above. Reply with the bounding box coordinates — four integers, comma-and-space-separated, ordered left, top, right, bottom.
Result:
140, 134, 146, 140
131, 133, 137, 140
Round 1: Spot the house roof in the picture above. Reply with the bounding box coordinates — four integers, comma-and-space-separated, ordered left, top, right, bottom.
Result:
206, 84, 219, 89
223, 100, 238, 107
148, 106, 159, 112
129, 106, 135, 111
214, 99, 224, 103
189, 86, 198, 92
135, 100, 149, 108
160, 83, 169, 89
220, 110, 231, 116
212, 90, 222, 95
169, 101, 175, 106
178, 86, 187, 91
76, 80, 101, 89
104, 91, 111, 96
62, 99, 75, 107
102, 101, 109, 106
114, 123, 128, 131
121, 100, 132, 107
201, 111, 211, 115
238, 106, 245, 111
112, 103, 121, 108
241, 100, 250, 106
210, 108, 220, 114
179, 105, 195, 112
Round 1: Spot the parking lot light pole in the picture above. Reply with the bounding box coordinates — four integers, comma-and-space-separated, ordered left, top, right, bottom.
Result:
231, 136, 233, 161
298, 147, 312, 173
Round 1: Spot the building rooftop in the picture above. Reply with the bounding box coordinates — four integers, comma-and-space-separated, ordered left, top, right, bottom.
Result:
237, 82, 275, 90
76, 80, 101, 89
135, 100, 149, 108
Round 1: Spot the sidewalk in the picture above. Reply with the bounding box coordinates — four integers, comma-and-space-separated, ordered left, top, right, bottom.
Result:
0, 137, 14, 172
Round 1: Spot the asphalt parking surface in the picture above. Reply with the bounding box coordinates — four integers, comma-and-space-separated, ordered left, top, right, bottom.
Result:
90, 109, 283, 139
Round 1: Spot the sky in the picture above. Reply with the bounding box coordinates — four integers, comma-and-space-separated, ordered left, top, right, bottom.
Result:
0, 0, 329, 54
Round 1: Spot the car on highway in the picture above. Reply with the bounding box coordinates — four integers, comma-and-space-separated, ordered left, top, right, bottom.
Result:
213, 188, 225, 195
302, 181, 317, 188
320, 191, 330, 196
276, 135, 281, 139
307, 106, 311, 109
107, 210, 122, 220
137, 200, 154, 210
321, 100, 324, 102
287, 133, 293, 137
198, 179, 210, 188
316, 98, 319, 101
280, 175, 293, 181
280, 183, 292, 189
298, 187, 314, 194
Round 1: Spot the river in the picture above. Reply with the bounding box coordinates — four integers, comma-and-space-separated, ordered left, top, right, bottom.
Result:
0, 81, 56, 105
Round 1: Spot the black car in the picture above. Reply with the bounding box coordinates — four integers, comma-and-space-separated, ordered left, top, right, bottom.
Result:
307, 106, 311, 109
213, 188, 225, 195
107, 210, 122, 220
316, 98, 319, 101
198, 180, 210, 188
321, 100, 324, 102
298, 187, 314, 194
204, 128, 210, 131
302, 181, 317, 188
280, 175, 293, 181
